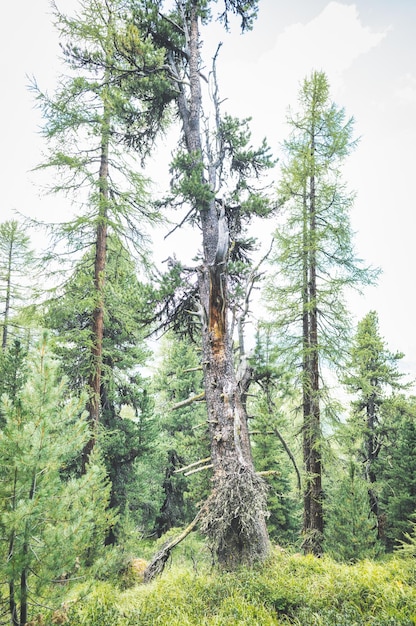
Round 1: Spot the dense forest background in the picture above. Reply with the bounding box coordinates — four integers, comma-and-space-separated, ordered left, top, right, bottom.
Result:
2, 1, 416, 625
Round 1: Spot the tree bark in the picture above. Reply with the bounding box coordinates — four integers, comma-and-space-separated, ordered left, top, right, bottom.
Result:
83, 101, 109, 470
173, 2, 270, 567
302, 110, 323, 555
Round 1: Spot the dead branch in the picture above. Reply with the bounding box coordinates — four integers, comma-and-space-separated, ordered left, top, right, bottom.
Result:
172, 391, 205, 410
257, 470, 281, 477
250, 427, 301, 493
184, 463, 213, 476
143, 505, 206, 583
175, 457, 211, 474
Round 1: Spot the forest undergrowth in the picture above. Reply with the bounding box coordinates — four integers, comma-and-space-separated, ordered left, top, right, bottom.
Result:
35, 536, 416, 626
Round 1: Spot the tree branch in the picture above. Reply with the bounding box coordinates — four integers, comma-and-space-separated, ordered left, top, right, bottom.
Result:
172, 391, 205, 410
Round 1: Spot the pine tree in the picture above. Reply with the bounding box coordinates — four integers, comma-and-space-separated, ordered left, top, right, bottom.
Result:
372, 395, 416, 550
151, 332, 210, 536
43, 236, 155, 535
0, 337, 113, 626
265, 71, 377, 555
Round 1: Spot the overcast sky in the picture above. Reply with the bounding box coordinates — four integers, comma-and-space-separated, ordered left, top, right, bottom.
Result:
2, 1, 416, 380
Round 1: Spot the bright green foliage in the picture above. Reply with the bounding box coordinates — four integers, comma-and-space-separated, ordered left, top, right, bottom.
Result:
44, 236, 150, 391
31, 0, 174, 287
266, 71, 374, 373
343, 311, 405, 415
0, 337, 113, 625
265, 71, 377, 553
0, 220, 36, 349
324, 461, 380, 562
45, 548, 416, 625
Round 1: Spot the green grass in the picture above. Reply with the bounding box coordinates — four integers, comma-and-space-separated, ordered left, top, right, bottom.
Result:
49, 546, 416, 625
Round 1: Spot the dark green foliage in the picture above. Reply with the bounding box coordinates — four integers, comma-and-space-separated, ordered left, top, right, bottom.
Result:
377, 396, 416, 550
249, 379, 301, 545
151, 333, 210, 532
0, 339, 28, 416
0, 220, 36, 349
43, 237, 155, 533
154, 449, 189, 536
343, 311, 408, 542
324, 461, 380, 562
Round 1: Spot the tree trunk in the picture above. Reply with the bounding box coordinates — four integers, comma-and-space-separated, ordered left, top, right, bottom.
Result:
365, 392, 383, 537
83, 101, 110, 470
176, 3, 270, 567
302, 136, 323, 555
2, 240, 12, 350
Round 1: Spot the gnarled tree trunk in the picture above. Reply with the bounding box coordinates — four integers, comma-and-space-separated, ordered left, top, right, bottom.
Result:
172, 2, 270, 568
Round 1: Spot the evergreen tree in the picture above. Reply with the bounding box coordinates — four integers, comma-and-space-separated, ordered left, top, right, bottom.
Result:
0, 220, 35, 350
132, 0, 273, 568
151, 332, 210, 536
0, 337, 113, 626
324, 460, 380, 562
265, 71, 376, 555
373, 395, 416, 550
33, 0, 172, 464
43, 236, 155, 535
343, 310, 406, 540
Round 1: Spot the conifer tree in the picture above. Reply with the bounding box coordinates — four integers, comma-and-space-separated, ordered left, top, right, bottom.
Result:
343, 310, 407, 539
0, 220, 35, 350
324, 460, 380, 562
43, 235, 155, 535
265, 71, 377, 555
33, 0, 172, 465
377, 395, 416, 550
152, 332, 210, 535
0, 337, 113, 626
132, 0, 273, 567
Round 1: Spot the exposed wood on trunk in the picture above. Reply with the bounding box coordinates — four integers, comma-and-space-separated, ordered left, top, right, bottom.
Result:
83, 94, 110, 471
168, 1, 270, 567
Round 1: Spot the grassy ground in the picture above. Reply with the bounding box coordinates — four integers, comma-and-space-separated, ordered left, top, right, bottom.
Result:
53, 540, 416, 625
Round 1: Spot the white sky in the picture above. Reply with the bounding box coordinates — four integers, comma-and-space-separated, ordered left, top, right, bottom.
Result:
2, 1, 416, 380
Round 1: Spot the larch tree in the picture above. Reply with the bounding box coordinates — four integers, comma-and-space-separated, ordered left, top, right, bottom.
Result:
33, 0, 172, 466
134, 0, 274, 569
0, 220, 35, 350
266, 71, 377, 555
43, 235, 155, 536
